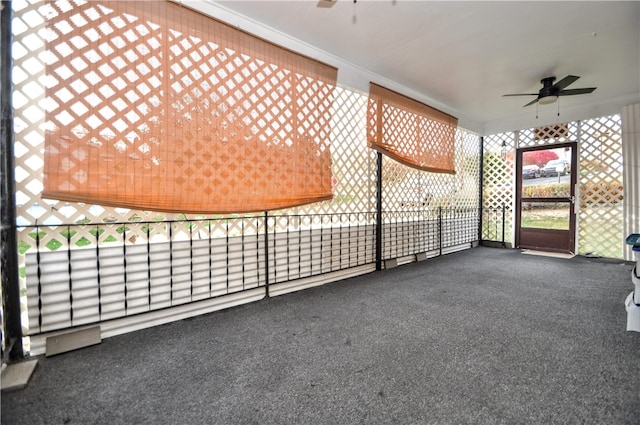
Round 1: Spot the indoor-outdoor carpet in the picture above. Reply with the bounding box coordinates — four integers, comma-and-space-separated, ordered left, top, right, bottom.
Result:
2, 247, 639, 424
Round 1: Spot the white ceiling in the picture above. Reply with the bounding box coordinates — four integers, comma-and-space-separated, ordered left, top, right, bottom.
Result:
208, 0, 639, 134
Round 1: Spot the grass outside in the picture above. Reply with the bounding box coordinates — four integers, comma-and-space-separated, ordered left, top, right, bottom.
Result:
521, 207, 569, 230
521, 215, 569, 230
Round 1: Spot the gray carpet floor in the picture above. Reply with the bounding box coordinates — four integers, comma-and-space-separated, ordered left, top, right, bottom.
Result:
2, 247, 640, 424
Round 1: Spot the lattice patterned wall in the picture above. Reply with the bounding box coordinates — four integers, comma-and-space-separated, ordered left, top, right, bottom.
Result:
382, 128, 480, 212
517, 123, 577, 148
39, 0, 337, 214
11, 1, 366, 225
281, 86, 378, 216
482, 132, 515, 244
483, 116, 624, 258
11, 1, 480, 342
9, 0, 374, 339
454, 129, 482, 210
577, 115, 624, 258
380, 128, 480, 260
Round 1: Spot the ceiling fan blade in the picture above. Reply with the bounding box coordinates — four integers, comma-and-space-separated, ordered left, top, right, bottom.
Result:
523, 98, 539, 107
558, 87, 597, 96
553, 75, 580, 90
502, 93, 538, 97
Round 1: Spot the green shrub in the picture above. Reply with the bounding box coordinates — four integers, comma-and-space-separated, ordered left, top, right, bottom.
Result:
522, 183, 570, 198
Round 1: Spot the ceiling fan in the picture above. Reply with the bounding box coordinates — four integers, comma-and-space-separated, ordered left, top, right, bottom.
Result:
503, 75, 597, 107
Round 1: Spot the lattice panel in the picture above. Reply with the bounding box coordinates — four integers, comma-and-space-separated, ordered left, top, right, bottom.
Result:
578, 115, 623, 258
10, 3, 376, 340
40, 0, 335, 214
292, 86, 378, 216
378, 127, 480, 259
10, 0, 373, 243
382, 128, 480, 213
454, 128, 481, 210
12, 0, 358, 234
367, 84, 457, 173
482, 132, 515, 243
12, 1, 168, 229
11, 1, 483, 343
518, 122, 578, 148
483, 116, 624, 258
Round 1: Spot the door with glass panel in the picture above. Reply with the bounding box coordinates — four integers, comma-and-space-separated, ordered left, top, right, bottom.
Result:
515, 142, 577, 253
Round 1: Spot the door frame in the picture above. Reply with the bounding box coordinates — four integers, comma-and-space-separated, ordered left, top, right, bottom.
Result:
515, 142, 577, 254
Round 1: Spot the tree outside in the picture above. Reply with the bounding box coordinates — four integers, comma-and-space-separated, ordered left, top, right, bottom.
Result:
523, 150, 559, 168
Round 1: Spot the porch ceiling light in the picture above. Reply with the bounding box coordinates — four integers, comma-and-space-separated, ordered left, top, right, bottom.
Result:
538, 95, 558, 105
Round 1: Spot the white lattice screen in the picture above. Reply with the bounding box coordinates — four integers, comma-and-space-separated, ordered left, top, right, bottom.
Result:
518, 123, 577, 148
380, 128, 480, 260
578, 116, 624, 258
482, 116, 624, 258
11, 1, 481, 348
382, 128, 480, 212
292, 86, 378, 215
454, 129, 482, 210
482, 132, 515, 244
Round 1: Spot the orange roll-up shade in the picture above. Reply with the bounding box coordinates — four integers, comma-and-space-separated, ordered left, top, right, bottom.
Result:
42, 0, 337, 213
367, 83, 457, 174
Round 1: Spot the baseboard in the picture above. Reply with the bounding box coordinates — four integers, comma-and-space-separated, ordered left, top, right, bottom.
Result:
46, 326, 102, 357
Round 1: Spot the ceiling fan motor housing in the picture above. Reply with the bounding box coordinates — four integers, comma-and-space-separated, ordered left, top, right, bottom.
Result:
539, 77, 560, 98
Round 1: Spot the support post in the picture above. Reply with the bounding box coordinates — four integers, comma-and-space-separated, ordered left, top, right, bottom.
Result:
1, 0, 25, 361
501, 204, 506, 247
264, 211, 270, 297
438, 207, 443, 256
478, 136, 484, 242
375, 152, 383, 270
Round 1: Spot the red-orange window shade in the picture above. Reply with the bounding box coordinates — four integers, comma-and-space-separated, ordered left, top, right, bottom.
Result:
367, 83, 457, 174
42, 0, 337, 214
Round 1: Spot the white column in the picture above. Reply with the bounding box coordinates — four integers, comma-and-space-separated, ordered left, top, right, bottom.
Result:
622, 103, 640, 261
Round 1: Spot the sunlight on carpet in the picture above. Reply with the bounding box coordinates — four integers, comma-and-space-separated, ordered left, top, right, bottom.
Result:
521, 249, 575, 259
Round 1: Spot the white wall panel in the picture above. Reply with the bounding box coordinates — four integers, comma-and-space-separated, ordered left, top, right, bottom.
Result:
622, 103, 640, 260
25, 227, 375, 337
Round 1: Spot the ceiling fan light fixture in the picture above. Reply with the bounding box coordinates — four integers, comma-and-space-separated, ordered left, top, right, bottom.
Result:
538, 95, 558, 105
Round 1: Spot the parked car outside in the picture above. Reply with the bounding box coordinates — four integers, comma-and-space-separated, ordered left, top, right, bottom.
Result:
540, 159, 568, 177
523, 164, 540, 179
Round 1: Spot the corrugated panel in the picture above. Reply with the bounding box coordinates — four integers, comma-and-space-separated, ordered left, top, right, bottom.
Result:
25, 236, 268, 335
25, 225, 376, 336
269, 225, 376, 284
382, 211, 478, 261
